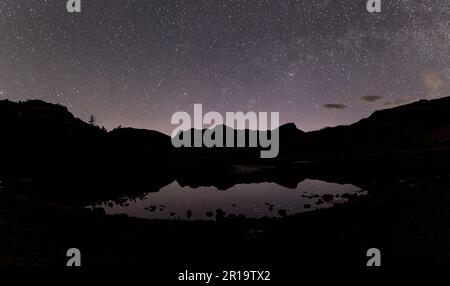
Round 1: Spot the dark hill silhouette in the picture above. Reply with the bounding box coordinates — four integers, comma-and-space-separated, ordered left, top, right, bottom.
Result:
0, 99, 172, 204
0, 99, 105, 181
2, 98, 450, 269
165, 97, 450, 191
0, 99, 103, 138
172, 122, 305, 162
108, 127, 171, 152
174, 96, 450, 161
2, 96, 450, 202
294, 97, 450, 153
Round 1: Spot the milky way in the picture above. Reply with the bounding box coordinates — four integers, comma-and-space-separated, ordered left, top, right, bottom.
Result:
0, 0, 449, 133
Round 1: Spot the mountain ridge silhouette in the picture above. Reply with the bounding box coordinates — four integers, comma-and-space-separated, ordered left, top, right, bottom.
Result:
1, 96, 450, 202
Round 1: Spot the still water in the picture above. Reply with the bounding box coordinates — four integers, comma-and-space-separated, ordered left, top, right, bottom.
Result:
98, 179, 365, 220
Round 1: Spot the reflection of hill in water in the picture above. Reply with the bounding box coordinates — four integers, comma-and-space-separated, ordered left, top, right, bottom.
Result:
171, 157, 446, 196
1, 98, 450, 267
99, 179, 363, 220
1, 96, 450, 206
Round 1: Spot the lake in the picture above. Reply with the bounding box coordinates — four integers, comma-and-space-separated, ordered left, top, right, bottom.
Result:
97, 179, 365, 220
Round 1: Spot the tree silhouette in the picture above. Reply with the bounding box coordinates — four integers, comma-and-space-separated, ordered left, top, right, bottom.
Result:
88, 114, 96, 126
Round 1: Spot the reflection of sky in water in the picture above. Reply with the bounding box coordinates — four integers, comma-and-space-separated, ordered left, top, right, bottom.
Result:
99, 180, 363, 220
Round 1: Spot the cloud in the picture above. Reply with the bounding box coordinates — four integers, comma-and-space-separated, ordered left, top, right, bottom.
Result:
361, 95, 384, 102
321, 103, 347, 110
423, 71, 443, 92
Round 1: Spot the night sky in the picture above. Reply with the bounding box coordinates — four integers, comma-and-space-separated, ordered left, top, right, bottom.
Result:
0, 0, 449, 134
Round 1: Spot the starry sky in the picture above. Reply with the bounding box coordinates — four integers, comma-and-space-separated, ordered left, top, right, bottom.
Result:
0, 0, 449, 134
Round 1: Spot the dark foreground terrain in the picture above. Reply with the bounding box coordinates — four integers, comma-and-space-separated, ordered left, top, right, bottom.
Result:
1, 159, 450, 273
1, 97, 450, 274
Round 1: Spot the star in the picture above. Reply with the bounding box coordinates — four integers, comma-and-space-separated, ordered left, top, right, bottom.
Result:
0, 0, 447, 133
